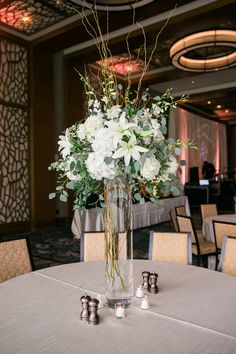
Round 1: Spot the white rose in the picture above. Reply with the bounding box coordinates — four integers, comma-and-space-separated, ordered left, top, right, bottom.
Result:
86, 152, 116, 180
140, 156, 161, 180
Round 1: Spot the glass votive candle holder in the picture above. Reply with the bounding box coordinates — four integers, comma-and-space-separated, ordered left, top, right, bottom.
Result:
115, 303, 125, 319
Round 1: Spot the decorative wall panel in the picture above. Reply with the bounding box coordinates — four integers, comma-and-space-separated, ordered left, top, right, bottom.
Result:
0, 38, 29, 224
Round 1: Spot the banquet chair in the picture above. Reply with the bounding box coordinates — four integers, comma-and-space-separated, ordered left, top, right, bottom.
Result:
0, 236, 34, 283
81, 232, 127, 262
175, 205, 188, 216
81, 232, 105, 262
200, 204, 218, 221
212, 220, 236, 255
218, 236, 236, 276
149, 231, 192, 265
176, 215, 216, 267
169, 208, 179, 232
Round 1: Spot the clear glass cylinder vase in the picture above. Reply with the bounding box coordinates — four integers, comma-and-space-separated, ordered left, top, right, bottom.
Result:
104, 175, 133, 308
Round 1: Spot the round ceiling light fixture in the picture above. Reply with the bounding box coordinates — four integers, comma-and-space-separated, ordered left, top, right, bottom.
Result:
70, 0, 154, 11
170, 29, 236, 72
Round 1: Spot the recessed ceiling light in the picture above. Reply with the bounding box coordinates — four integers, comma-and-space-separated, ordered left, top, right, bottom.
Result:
191, 80, 195, 84
207, 100, 211, 104
216, 105, 222, 109
225, 109, 229, 113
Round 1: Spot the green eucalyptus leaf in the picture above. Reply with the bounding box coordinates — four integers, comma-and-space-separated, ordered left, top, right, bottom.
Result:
104, 156, 113, 165
125, 165, 131, 174
170, 186, 180, 196
49, 193, 56, 200
56, 186, 63, 191
66, 181, 75, 189
175, 147, 181, 156
167, 138, 175, 145
140, 197, 146, 205
134, 161, 141, 172
180, 159, 186, 166
60, 194, 67, 202
134, 193, 141, 201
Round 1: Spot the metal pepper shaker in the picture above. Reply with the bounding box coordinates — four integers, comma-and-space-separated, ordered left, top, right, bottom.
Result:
80, 294, 91, 322
88, 298, 99, 325
142, 271, 150, 291
149, 272, 158, 294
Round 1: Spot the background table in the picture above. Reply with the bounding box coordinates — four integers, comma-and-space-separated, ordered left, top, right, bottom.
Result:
203, 214, 236, 242
72, 195, 190, 238
1, 261, 236, 354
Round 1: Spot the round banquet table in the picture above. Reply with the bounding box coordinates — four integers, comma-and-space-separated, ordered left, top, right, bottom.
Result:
202, 214, 236, 243
1, 261, 236, 354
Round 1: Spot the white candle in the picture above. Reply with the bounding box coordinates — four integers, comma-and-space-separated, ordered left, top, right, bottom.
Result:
136, 285, 144, 298
140, 295, 150, 310
115, 303, 125, 318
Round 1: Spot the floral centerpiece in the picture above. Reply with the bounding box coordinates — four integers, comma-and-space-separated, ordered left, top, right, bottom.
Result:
49, 0, 196, 308
49, 84, 193, 208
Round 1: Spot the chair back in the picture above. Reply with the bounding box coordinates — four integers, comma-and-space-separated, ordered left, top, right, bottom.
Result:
176, 215, 197, 244
200, 204, 218, 221
169, 208, 179, 232
213, 221, 236, 250
0, 237, 33, 283
218, 236, 236, 276
175, 205, 187, 216
149, 232, 192, 265
81, 232, 127, 262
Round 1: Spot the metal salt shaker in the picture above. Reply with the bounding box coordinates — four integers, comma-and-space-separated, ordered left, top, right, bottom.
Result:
142, 271, 150, 291
149, 272, 158, 294
88, 298, 99, 325
80, 294, 91, 322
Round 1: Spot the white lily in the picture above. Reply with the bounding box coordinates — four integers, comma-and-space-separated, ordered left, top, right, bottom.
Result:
58, 129, 72, 159
106, 111, 137, 148
113, 134, 148, 166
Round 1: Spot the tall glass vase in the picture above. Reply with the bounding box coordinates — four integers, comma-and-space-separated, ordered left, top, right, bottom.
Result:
104, 175, 133, 308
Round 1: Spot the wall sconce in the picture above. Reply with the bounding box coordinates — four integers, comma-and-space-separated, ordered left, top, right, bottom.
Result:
170, 29, 236, 72
70, 0, 154, 11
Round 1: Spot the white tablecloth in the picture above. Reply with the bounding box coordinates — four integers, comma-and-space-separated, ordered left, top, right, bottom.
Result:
203, 214, 236, 242
71, 195, 190, 238
1, 261, 236, 354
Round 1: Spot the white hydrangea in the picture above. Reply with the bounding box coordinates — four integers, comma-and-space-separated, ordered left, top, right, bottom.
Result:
140, 156, 161, 180
92, 128, 114, 156
77, 115, 103, 143
86, 152, 117, 180
151, 119, 165, 141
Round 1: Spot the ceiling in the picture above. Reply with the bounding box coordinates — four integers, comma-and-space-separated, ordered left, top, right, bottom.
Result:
0, 0, 236, 123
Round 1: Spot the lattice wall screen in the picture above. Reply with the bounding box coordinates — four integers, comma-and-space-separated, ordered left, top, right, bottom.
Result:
0, 38, 29, 224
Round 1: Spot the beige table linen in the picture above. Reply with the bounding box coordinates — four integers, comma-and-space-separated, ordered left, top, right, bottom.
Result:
1, 261, 236, 354
203, 214, 236, 243
71, 195, 190, 238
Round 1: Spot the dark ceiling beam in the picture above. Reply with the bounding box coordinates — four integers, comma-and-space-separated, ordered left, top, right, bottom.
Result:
38, 0, 76, 16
